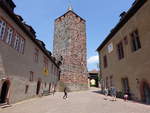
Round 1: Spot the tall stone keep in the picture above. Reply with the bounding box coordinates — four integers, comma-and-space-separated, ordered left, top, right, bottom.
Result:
53, 8, 88, 91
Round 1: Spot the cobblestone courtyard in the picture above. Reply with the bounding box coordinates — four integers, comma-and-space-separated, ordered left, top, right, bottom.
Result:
0, 88, 149, 113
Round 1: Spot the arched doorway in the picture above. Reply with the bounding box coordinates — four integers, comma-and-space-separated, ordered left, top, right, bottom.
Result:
143, 82, 150, 104
0, 80, 10, 104
140, 81, 150, 104
36, 81, 41, 95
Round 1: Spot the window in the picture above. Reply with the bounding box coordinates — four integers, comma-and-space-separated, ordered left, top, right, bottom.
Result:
34, 48, 39, 62
110, 75, 113, 87
19, 38, 25, 53
0, 20, 6, 40
45, 82, 47, 88
14, 35, 20, 51
103, 55, 108, 68
117, 41, 124, 60
124, 36, 128, 45
5, 27, 13, 45
106, 76, 109, 88
51, 64, 54, 75
13, 34, 25, 53
29, 71, 34, 82
131, 30, 141, 52
54, 67, 56, 76
0, 19, 25, 53
44, 57, 48, 70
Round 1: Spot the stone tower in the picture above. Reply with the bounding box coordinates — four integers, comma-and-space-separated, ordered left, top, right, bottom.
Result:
53, 8, 88, 91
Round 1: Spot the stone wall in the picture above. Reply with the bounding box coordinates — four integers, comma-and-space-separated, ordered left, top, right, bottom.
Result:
53, 11, 88, 91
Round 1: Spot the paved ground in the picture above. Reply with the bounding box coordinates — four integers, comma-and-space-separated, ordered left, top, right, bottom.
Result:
0, 88, 149, 113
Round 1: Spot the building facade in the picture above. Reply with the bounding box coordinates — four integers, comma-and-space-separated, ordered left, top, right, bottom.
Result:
0, 0, 60, 104
97, 0, 150, 104
53, 8, 88, 91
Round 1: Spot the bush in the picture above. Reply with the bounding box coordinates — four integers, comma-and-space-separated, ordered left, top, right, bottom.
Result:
116, 91, 124, 99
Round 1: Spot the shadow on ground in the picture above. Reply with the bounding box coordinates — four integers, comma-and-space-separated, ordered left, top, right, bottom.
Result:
91, 90, 103, 94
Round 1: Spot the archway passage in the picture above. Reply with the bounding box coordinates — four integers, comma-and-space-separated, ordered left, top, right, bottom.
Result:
143, 82, 150, 104
36, 81, 41, 95
89, 76, 99, 87
0, 81, 10, 104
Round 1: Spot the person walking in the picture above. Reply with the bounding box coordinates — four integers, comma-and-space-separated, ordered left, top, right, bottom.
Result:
53, 89, 55, 96
104, 88, 109, 100
63, 87, 68, 99
111, 86, 117, 101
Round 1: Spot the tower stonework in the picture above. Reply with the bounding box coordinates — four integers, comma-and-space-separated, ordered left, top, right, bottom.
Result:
53, 10, 88, 91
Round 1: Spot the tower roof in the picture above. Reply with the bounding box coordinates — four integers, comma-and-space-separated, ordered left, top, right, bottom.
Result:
55, 10, 85, 22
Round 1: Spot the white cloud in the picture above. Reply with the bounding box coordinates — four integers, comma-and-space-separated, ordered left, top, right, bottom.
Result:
87, 55, 99, 64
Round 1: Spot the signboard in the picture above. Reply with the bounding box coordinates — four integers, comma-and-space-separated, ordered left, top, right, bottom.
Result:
108, 43, 113, 53
43, 68, 48, 76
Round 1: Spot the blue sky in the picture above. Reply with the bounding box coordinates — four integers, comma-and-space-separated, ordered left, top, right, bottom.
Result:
13, 0, 134, 71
